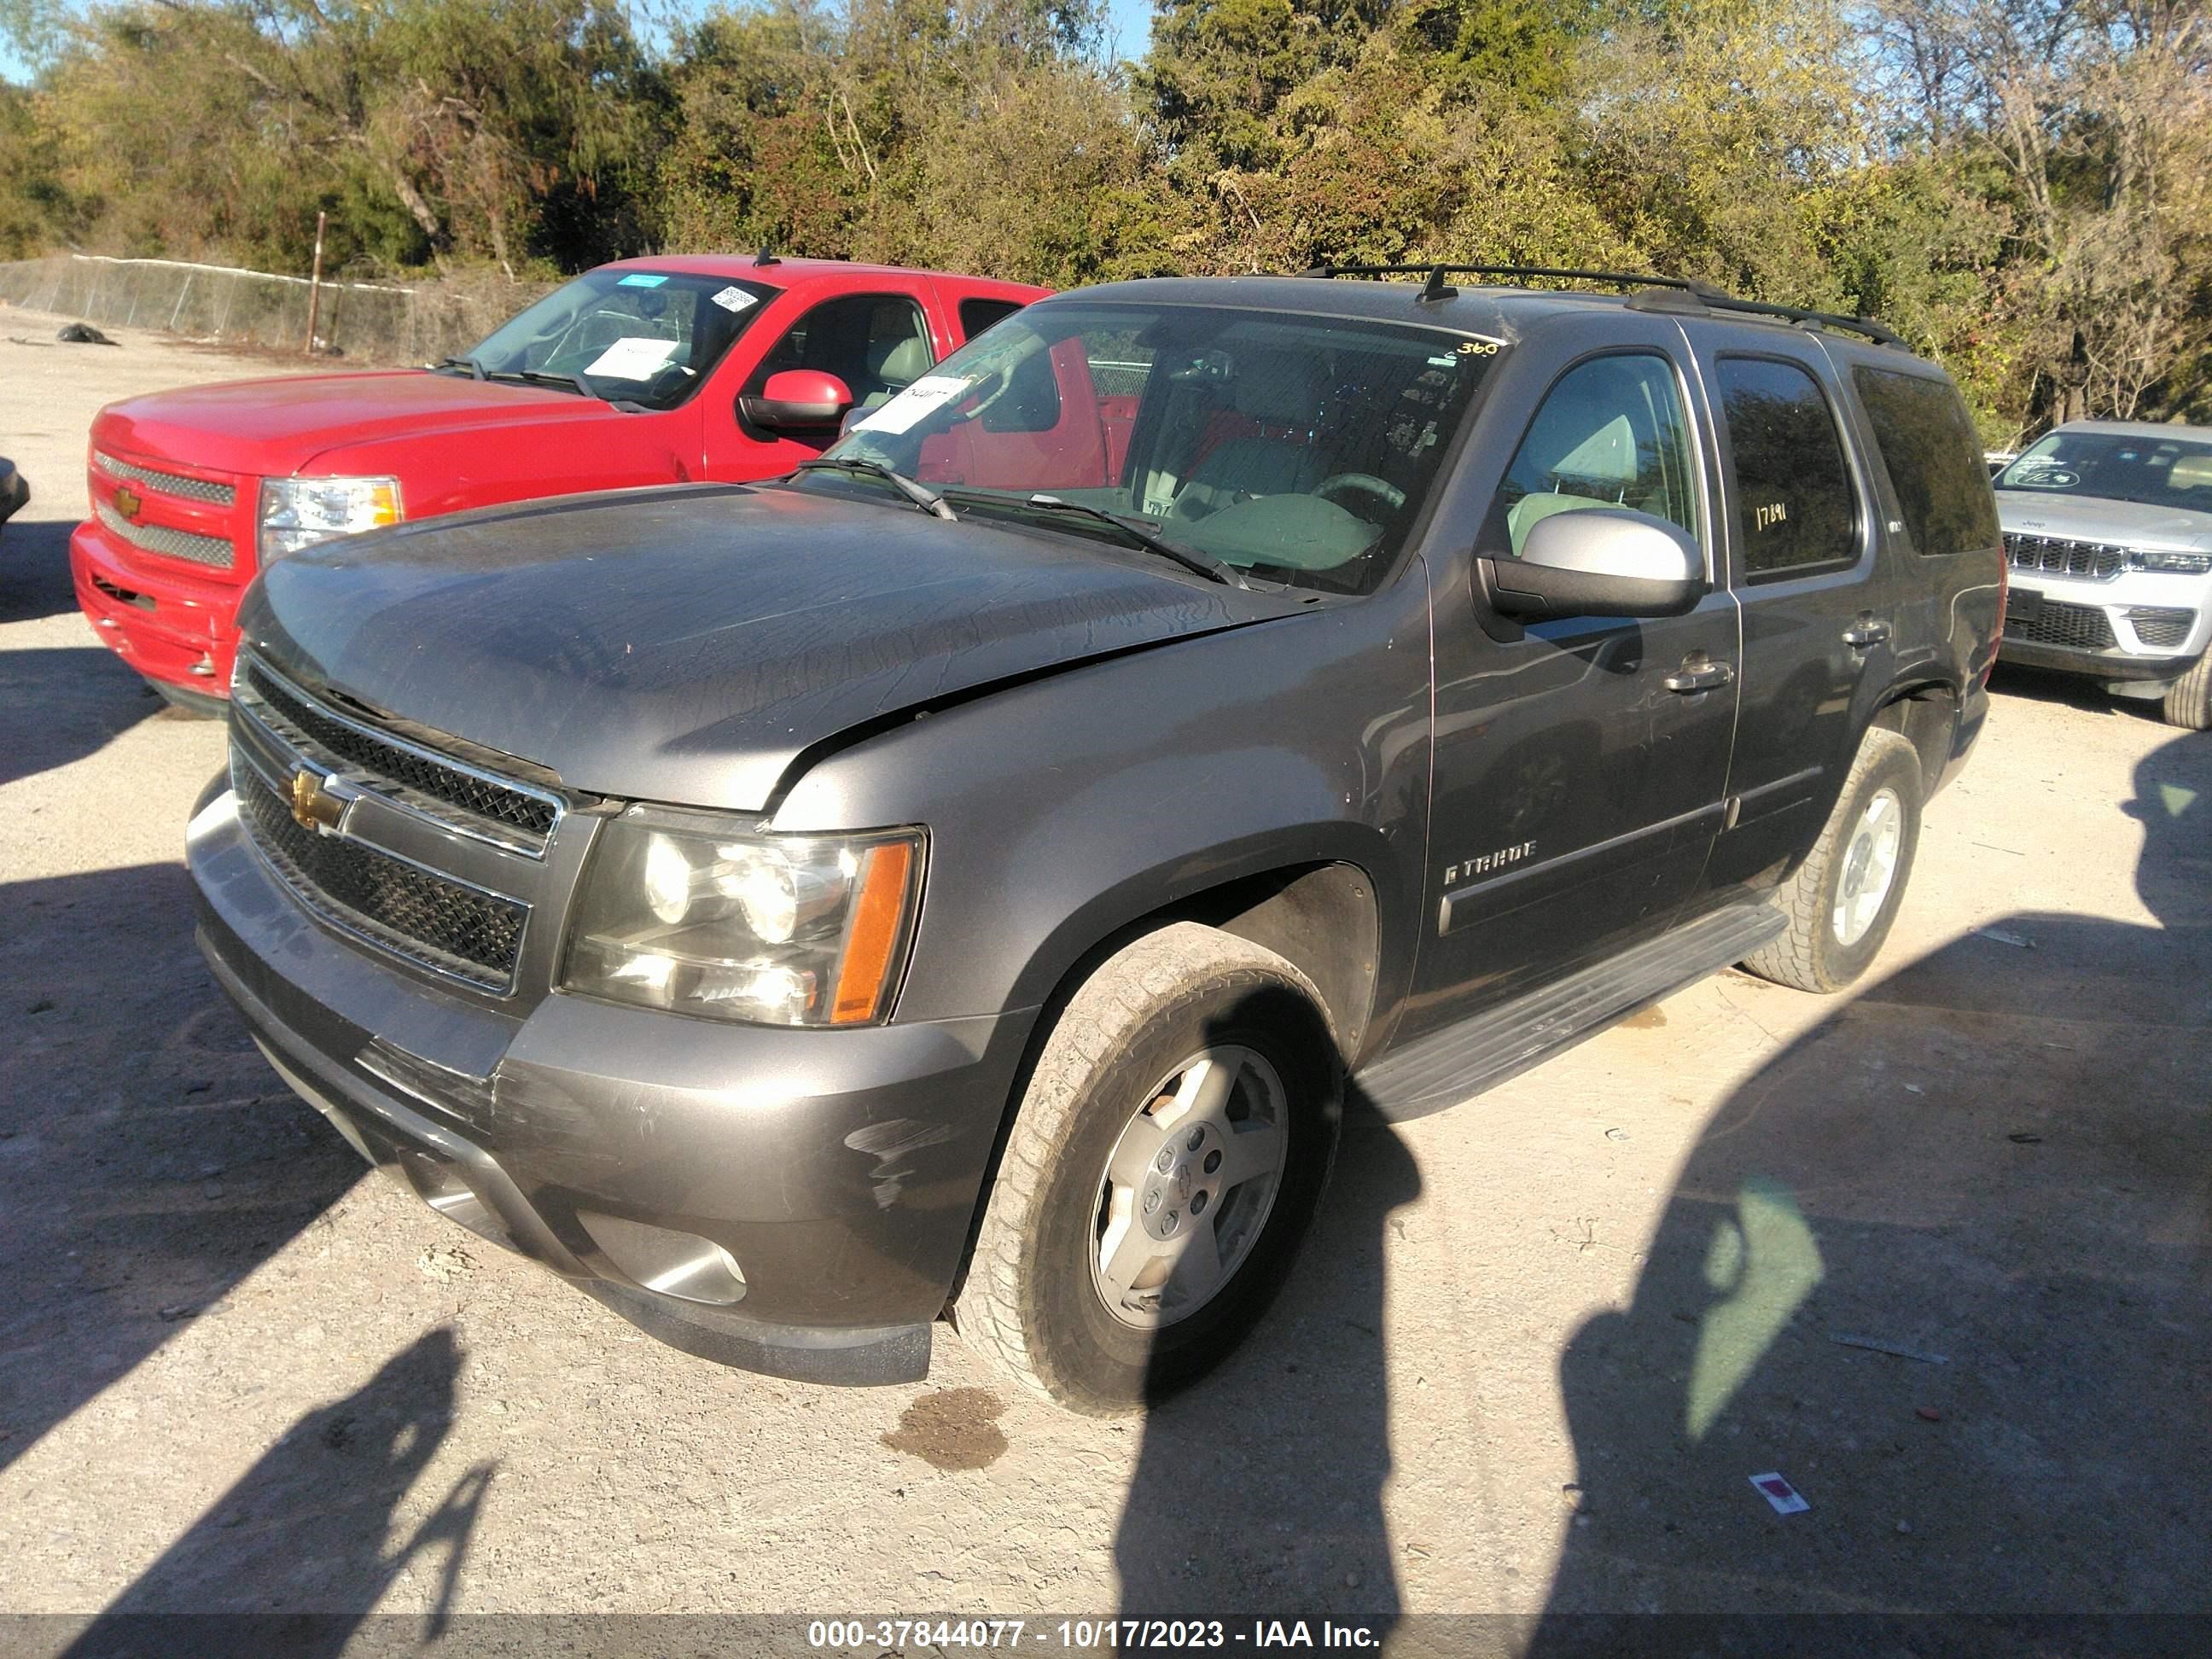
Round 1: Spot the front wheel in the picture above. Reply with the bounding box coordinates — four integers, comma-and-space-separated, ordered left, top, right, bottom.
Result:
952, 923, 1342, 1416
2161, 652, 2211, 731
1739, 727, 1924, 993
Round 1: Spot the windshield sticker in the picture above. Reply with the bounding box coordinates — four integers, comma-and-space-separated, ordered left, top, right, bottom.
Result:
710, 286, 756, 314
584, 336, 682, 380
616, 273, 669, 288
851, 374, 971, 435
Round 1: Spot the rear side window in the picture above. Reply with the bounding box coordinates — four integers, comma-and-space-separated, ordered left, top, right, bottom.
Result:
1852, 368, 2000, 556
1717, 357, 1858, 579
959, 297, 1025, 339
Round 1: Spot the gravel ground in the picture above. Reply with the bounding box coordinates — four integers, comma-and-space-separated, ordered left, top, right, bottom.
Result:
1, 305, 2206, 1644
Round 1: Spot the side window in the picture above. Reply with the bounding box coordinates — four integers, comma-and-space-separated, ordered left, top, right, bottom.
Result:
1494, 353, 1698, 557
958, 297, 1025, 340
1717, 357, 1858, 578
744, 294, 934, 412
1851, 367, 2000, 556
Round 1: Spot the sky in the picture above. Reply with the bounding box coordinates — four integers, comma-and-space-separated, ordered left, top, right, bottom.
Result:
0, 2, 1161, 86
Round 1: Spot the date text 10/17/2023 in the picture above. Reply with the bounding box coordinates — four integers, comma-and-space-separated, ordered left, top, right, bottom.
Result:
808, 1620, 1382, 1650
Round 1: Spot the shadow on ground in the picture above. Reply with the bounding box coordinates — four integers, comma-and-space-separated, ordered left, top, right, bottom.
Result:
0, 515, 82, 626
2, 515, 189, 789
0, 863, 364, 1476
1532, 734, 2210, 1637
1112, 1003, 1419, 1632
1988, 661, 2175, 726
59, 1327, 493, 1655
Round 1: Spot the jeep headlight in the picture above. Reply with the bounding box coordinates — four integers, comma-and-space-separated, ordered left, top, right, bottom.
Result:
563, 807, 924, 1026
258, 475, 403, 562
2125, 548, 2212, 576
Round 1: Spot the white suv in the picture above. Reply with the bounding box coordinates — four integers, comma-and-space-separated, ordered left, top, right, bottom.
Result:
1994, 420, 2212, 728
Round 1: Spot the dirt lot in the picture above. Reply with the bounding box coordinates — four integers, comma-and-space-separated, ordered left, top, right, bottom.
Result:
1, 304, 2207, 1647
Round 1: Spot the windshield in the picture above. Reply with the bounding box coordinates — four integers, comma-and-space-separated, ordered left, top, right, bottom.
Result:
818, 301, 1502, 594
1996, 429, 2212, 515
448, 269, 777, 411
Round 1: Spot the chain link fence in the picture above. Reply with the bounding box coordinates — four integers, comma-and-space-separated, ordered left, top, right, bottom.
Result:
0, 253, 552, 364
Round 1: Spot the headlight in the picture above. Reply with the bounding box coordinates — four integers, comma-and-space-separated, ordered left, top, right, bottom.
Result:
562, 807, 924, 1027
2125, 548, 2212, 575
258, 475, 402, 562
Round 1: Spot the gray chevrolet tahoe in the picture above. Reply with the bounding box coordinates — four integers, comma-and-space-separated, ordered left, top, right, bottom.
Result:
1994, 420, 2212, 728
187, 268, 2004, 1413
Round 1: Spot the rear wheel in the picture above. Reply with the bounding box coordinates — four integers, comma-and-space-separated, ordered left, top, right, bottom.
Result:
1740, 727, 1924, 993
2161, 652, 2211, 731
952, 923, 1342, 1416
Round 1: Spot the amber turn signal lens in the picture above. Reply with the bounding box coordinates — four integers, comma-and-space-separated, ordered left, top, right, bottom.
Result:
831, 841, 917, 1024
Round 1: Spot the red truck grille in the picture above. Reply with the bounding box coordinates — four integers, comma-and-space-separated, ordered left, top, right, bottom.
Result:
94, 498, 234, 568
86, 447, 246, 573
94, 449, 238, 509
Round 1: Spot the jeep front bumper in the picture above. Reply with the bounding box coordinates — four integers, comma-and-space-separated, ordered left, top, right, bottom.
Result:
1998, 568, 2208, 694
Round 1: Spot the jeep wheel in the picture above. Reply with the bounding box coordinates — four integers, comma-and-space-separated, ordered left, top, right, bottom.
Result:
952, 923, 1342, 1416
2162, 652, 2211, 731
1739, 727, 1924, 993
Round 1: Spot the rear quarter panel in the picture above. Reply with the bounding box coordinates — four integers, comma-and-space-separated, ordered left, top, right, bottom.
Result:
1818, 339, 2005, 778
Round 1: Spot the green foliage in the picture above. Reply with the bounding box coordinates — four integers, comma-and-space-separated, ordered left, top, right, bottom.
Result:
0, 0, 2204, 432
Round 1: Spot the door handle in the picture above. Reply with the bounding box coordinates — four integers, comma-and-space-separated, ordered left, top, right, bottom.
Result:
1842, 617, 1893, 649
1664, 656, 1736, 694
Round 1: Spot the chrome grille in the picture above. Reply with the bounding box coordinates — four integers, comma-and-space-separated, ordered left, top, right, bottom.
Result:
2128, 608, 2196, 649
94, 499, 234, 568
232, 750, 527, 990
2008, 597, 2117, 651
94, 449, 237, 507
236, 657, 562, 854
2003, 533, 2124, 582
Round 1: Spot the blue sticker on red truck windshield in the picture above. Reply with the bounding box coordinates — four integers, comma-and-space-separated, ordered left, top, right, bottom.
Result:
617, 273, 669, 288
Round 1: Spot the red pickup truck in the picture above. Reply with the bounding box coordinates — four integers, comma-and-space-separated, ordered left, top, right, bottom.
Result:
73, 256, 1047, 711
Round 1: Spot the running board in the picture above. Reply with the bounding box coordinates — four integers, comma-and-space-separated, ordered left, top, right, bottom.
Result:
1351, 904, 1786, 1122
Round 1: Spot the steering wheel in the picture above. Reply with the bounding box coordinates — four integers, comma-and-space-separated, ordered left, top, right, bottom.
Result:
1318, 472, 1406, 515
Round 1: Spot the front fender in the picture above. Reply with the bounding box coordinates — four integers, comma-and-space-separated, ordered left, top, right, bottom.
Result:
769, 592, 1433, 1030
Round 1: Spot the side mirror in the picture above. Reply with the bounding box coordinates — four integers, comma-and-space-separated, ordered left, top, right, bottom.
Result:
1479, 508, 1706, 622
740, 370, 853, 432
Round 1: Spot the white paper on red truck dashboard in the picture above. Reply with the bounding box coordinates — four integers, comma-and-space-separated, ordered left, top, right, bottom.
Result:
852, 375, 972, 435
584, 337, 682, 380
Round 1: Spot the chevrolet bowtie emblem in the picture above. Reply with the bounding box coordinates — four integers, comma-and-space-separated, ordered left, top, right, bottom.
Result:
112, 485, 143, 522
289, 766, 347, 834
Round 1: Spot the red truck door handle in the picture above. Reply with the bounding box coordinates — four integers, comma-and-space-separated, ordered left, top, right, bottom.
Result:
1842, 617, 1893, 649
1664, 655, 1735, 694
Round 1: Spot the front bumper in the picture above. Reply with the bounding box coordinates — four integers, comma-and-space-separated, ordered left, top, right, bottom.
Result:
189, 785, 1038, 1386
72, 518, 243, 697
1998, 571, 2209, 691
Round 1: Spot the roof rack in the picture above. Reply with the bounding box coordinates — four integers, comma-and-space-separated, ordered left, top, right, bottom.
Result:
1299, 263, 1907, 350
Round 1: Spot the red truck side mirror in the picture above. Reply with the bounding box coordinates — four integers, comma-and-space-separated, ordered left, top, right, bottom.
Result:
741, 370, 853, 433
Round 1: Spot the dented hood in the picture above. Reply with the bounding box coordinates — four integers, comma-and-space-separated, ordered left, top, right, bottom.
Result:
242, 482, 1295, 808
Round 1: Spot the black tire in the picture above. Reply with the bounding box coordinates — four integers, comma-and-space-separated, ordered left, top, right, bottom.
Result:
2162, 652, 2211, 731
952, 923, 1342, 1416
1739, 727, 1924, 993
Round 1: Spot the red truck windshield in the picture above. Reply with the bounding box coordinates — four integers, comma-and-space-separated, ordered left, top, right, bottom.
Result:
443, 270, 780, 411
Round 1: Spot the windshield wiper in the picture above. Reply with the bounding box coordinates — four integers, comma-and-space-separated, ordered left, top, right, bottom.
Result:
486, 367, 601, 400
434, 354, 488, 380
794, 457, 957, 522
999, 493, 1248, 588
